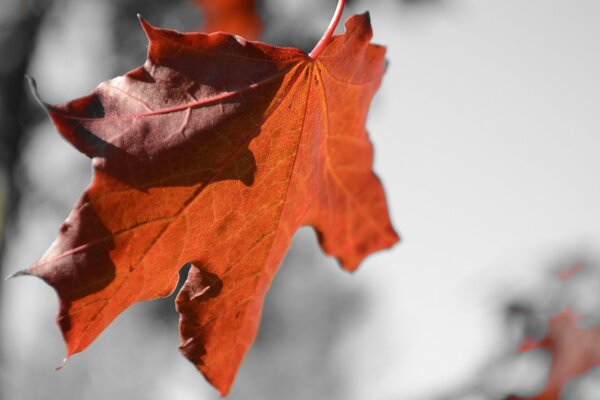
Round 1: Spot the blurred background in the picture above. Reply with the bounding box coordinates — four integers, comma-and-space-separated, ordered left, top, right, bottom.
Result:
1, 0, 600, 399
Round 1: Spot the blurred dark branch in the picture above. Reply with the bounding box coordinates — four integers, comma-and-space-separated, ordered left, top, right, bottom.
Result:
0, 2, 50, 283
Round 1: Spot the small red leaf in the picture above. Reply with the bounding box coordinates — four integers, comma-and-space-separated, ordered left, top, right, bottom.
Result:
556, 264, 585, 281
509, 308, 600, 400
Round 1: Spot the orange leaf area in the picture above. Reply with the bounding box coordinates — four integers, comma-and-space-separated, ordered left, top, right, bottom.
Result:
194, 0, 262, 39
23, 13, 398, 395
508, 308, 600, 400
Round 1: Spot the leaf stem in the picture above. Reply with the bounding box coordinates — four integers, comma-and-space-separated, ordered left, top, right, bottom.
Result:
308, 0, 345, 59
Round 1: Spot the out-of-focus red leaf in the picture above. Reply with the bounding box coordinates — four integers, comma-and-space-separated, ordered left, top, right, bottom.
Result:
508, 308, 600, 400
20, 10, 398, 396
556, 264, 585, 281
193, 0, 261, 39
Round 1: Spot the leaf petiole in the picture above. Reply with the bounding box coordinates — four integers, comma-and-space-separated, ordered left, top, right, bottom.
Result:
308, 0, 346, 59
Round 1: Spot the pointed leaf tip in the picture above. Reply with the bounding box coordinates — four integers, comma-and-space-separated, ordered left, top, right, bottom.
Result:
53, 356, 69, 372
5, 269, 31, 281
344, 12, 374, 42
25, 75, 48, 111
137, 14, 156, 40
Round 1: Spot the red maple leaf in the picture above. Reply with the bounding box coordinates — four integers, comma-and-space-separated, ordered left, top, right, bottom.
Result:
193, 0, 262, 39
508, 308, 600, 400
17, 0, 398, 395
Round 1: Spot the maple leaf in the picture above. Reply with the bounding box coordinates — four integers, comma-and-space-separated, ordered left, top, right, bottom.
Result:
18, 0, 398, 395
193, 0, 262, 39
507, 308, 600, 400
